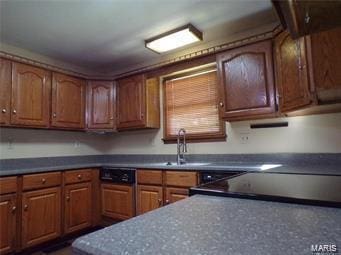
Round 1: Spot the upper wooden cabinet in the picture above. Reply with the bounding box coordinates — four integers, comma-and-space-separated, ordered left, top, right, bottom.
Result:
116, 75, 160, 130
11, 63, 51, 127
0, 58, 11, 126
307, 27, 341, 103
52, 73, 85, 129
275, 31, 314, 112
272, 0, 341, 39
86, 80, 115, 130
216, 40, 276, 120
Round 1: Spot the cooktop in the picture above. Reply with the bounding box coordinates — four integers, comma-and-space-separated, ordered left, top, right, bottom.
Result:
190, 172, 341, 208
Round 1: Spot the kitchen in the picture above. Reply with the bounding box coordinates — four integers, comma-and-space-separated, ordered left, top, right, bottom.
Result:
0, 0, 340, 254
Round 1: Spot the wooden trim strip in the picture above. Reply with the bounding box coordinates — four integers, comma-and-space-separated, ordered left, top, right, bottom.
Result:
0, 25, 282, 81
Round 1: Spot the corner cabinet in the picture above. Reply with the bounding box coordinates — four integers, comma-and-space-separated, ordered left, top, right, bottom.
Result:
116, 75, 160, 130
86, 80, 116, 130
0, 58, 12, 126
274, 31, 315, 112
51, 73, 85, 129
216, 40, 276, 121
11, 62, 51, 127
0, 194, 16, 254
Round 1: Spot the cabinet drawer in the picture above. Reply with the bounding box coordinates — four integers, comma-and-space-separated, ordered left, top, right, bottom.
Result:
165, 171, 197, 187
64, 169, 92, 184
0, 176, 17, 195
23, 172, 61, 191
137, 170, 162, 185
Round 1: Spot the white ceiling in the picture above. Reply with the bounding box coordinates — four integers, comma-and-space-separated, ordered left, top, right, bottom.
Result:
0, 0, 276, 75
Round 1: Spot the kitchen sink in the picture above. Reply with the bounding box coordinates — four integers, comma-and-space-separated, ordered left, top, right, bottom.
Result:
149, 162, 211, 167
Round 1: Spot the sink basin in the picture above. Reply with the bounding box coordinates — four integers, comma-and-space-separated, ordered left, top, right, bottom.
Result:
181, 163, 210, 166
149, 162, 210, 167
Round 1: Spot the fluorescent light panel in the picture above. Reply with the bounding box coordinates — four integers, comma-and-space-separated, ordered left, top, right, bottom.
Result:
145, 24, 202, 53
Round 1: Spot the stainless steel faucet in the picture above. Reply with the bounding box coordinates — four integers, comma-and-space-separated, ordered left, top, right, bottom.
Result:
177, 128, 187, 165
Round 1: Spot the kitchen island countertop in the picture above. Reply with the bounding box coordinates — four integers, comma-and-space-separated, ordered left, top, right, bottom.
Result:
72, 194, 341, 255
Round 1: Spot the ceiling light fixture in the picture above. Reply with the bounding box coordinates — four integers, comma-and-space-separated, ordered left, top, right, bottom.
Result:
145, 24, 203, 53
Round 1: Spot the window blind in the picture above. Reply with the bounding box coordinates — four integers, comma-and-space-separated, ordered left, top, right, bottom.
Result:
164, 70, 225, 141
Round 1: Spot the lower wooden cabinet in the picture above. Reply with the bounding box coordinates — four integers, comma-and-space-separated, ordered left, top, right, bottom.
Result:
137, 185, 163, 215
64, 182, 92, 234
165, 187, 189, 204
0, 194, 16, 254
136, 170, 198, 215
101, 184, 134, 220
22, 187, 61, 248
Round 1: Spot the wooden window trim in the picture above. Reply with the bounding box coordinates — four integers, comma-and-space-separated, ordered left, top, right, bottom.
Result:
162, 68, 226, 144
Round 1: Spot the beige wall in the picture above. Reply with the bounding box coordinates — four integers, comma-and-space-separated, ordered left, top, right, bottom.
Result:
1, 113, 341, 159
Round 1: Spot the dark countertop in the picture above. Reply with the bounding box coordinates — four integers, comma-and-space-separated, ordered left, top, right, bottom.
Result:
1, 154, 340, 176
0, 161, 340, 176
72, 194, 341, 255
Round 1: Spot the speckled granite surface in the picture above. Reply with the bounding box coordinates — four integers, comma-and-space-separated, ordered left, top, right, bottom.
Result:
72, 195, 341, 255
0, 154, 340, 176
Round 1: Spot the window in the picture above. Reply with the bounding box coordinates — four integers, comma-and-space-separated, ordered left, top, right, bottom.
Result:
163, 68, 225, 143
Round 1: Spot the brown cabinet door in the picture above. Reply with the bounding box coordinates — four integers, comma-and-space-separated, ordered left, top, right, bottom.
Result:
64, 182, 92, 234
0, 58, 11, 126
275, 31, 313, 112
116, 74, 145, 129
137, 185, 162, 215
52, 73, 85, 129
22, 187, 61, 248
86, 81, 115, 130
101, 184, 134, 220
0, 194, 16, 254
11, 62, 51, 127
217, 40, 275, 120
165, 171, 197, 188
308, 27, 341, 103
272, 1, 341, 39
165, 187, 188, 205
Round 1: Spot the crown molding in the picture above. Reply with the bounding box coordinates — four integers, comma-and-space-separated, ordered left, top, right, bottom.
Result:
1, 25, 282, 81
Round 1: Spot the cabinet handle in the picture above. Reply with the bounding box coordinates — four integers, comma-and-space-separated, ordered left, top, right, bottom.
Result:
53, 113, 56, 118
24, 204, 28, 211
158, 198, 162, 206
12, 110, 17, 114
219, 102, 224, 107
77, 174, 82, 179
165, 200, 170, 204
41, 178, 46, 184
11, 206, 16, 213
66, 196, 70, 201
1, 109, 6, 113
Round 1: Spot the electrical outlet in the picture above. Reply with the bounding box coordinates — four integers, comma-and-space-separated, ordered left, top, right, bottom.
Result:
240, 133, 250, 144
74, 140, 81, 148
